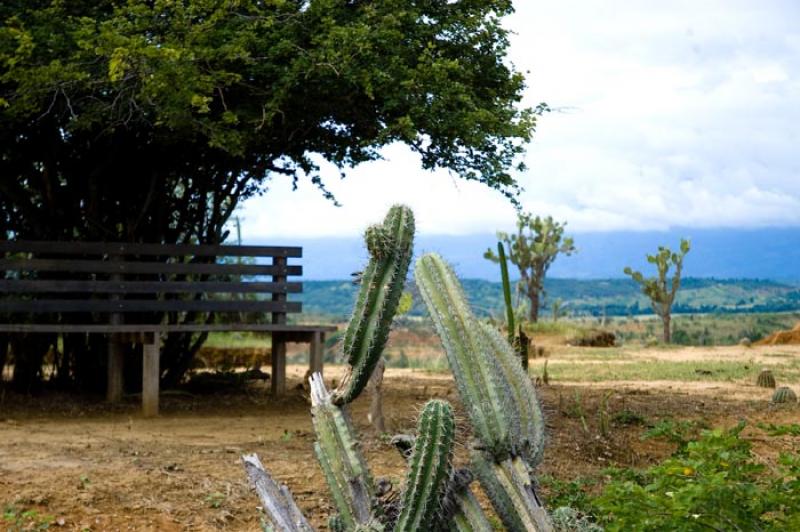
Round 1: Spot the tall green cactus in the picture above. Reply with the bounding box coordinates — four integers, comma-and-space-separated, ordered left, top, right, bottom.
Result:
395, 399, 455, 532
481, 322, 545, 467
334, 204, 415, 405
415, 252, 552, 531
498, 242, 516, 346
310, 373, 376, 528
413, 253, 512, 459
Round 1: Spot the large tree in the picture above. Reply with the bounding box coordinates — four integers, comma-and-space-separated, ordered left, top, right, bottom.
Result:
1, 0, 541, 389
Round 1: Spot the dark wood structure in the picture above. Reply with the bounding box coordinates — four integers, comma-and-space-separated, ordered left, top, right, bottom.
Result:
0, 240, 335, 416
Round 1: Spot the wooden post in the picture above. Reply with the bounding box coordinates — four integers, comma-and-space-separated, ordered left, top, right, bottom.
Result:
107, 340, 124, 402
271, 332, 286, 396
107, 254, 124, 402
271, 256, 288, 396
309, 331, 324, 376
142, 333, 160, 417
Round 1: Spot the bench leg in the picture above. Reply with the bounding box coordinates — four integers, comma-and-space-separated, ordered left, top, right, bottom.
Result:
271, 333, 286, 396
309, 331, 324, 377
142, 337, 160, 417
106, 337, 124, 403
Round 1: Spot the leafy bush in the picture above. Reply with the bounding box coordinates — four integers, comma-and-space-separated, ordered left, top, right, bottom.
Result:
594, 422, 800, 531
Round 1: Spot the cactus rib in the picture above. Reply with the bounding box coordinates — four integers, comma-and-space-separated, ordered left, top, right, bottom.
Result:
310, 373, 375, 527
395, 399, 456, 532
335, 205, 415, 405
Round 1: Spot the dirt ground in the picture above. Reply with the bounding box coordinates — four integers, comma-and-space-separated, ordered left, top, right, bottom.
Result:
1, 359, 799, 531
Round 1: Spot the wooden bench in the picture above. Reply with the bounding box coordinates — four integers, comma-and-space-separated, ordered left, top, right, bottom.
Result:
0, 240, 336, 416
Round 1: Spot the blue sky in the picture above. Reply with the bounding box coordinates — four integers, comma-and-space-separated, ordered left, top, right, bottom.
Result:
240, 1, 800, 239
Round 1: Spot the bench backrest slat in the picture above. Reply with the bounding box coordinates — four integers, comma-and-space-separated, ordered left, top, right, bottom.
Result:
0, 299, 300, 313
0, 280, 302, 294
0, 240, 301, 258
0, 240, 305, 328
0, 258, 302, 277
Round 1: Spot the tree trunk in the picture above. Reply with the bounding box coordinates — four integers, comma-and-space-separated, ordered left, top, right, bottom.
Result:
0, 333, 8, 383
367, 358, 386, 433
528, 290, 540, 323
662, 313, 671, 344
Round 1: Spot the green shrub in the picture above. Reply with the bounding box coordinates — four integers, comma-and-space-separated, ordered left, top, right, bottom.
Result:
594, 422, 800, 531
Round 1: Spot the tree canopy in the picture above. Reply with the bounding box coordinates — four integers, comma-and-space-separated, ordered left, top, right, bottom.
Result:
1, 0, 538, 243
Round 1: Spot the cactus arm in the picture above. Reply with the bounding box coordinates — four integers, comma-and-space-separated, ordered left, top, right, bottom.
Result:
480, 322, 545, 467
439, 469, 493, 532
395, 399, 456, 532
472, 453, 553, 532
450, 487, 493, 532
335, 205, 415, 404
414, 253, 512, 458
310, 373, 375, 527
498, 242, 516, 345
241, 453, 314, 532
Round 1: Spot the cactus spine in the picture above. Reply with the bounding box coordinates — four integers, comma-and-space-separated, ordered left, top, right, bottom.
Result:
395, 400, 456, 532
335, 205, 415, 405
756, 369, 776, 388
310, 373, 375, 528
415, 252, 552, 531
772, 386, 797, 404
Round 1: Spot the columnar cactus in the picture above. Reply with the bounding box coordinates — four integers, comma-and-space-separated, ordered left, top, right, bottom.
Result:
756, 369, 776, 388
309, 373, 376, 528
395, 400, 455, 532
415, 252, 552, 532
772, 386, 797, 404
334, 204, 415, 405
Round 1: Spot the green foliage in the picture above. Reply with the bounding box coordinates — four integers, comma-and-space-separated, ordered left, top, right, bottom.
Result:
642, 418, 708, 453
611, 410, 647, 427
758, 422, 800, 436
335, 205, 414, 405
624, 239, 690, 342
299, 279, 800, 328
1, 0, 537, 206
485, 213, 576, 322
2, 506, 54, 531
595, 422, 800, 531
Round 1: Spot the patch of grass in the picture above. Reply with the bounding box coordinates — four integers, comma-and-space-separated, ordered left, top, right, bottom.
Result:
612, 409, 648, 427
538, 359, 800, 383
203, 332, 271, 349
3, 506, 54, 531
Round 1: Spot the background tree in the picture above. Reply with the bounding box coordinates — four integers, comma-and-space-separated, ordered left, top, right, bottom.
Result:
484, 213, 575, 322
0, 0, 543, 391
624, 239, 691, 343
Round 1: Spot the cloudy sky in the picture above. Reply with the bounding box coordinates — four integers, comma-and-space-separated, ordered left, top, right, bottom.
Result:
240, 0, 800, 239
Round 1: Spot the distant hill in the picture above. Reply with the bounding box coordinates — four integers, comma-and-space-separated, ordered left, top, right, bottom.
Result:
253, 227, 800, 281
294, 277, 800, 319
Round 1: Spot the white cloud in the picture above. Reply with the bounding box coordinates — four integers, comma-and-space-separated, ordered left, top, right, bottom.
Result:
240, 0, 800, 239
